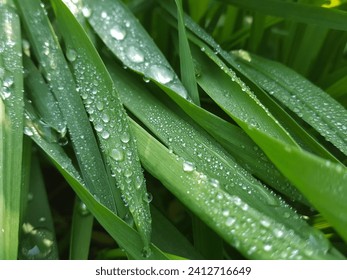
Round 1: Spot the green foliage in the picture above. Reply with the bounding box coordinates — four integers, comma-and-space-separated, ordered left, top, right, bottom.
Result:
1, 0, 346, 260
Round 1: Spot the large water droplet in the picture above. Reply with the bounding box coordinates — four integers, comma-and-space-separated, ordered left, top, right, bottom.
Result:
183, 161, 195, 172
126, 46, 144, 63
19, 227, 54, 260
82, 7, 91, 18
66, 48, 77, 62
120, 132, 130, 143
101, 130, 110, 139
110, 25, 126, 41
3, 76, 14, 88
225, 217, 236, 227
149, 64, 174, 84
143, 192, 153, 203
110, 148, 124, 161
78, 202, 90, 216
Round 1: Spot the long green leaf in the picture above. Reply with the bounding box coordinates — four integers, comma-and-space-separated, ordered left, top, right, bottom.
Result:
83, 0, 189, 99
106, 63, 343, 259
175, 0, 200, 105
15, 0, 117, 214
19, 155, 59, 260
0, 0, 23, 260
248, 127, 347, 242
132, 119, 344, 259
233, 50, 347, 157
52, 0, 151, 249
219, 0, 347, 31
23, 114, 169, 260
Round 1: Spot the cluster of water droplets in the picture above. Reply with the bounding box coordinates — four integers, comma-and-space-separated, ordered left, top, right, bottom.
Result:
83, 1, 187, 99
233, 50, 347, 155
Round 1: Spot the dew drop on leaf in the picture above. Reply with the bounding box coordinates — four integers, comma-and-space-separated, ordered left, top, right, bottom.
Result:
126, 46, 144, 63
148, 64, 174, 84
110, 25, 126, 41
183, 161, 195, 172
66, 48, 77, 62
110, 148, 124, 161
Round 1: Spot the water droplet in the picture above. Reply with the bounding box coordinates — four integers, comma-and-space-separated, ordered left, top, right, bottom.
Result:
222, 209, 230, 216
110, 25, 126, 41
126, 46, 144, 63
19, 228, 54, 260
149, 64, 174, 84
143, 192, 153, 203
183, 161, 195, 172
110, 148, 124, 161
78, 202, 90, 216
264, 244, 272, 252
82, 7, 91, 18
66, 48, 77, 62
120, 132, 130, 143
225, 217, 236, 227
96, 101, 104, 111
209, 178, 220, 188
101, 11, 107, 18
260, 219, 271, 228
135, 176, 143, 189
95, 123, 103, 132
102, 113, 110, 123
39, 217, 46, 223
1, 87, 11, 99
143, 76, 150, 83
141, 247, 152, 258
3, 76, 14, 87
101, 130, 110, 139
24, 127, 34, 136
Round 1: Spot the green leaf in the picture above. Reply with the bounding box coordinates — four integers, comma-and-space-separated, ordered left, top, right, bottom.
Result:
132, 119, 345, 259
175, 0, 200, 105
19, 155, 59, 260
0, 1, 24, 260
51, 0, 151, 249
23, 114, 169, 260
15, 0, 117, 214
248, 127, 347, 243
106, 62, 342, 259
69, 197, 93, 260
83, 0, 188, 99
233, 50, 347, 157
219, 0, 347, 31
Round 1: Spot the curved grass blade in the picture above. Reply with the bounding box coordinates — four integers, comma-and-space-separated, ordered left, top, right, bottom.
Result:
23, 56, 66, 140
218, 0, 347, 31
23, 113, 169, 260
19, 155, 59, 260
157, 0, 341, 162
83, 0, 189, 99
131, 119, 345, 260
69, 197, 93, 260
248, 127, 347, 243
0, 1, 24, 259
105, 63, 345, 259
51, 0, 151, 249
107, 62, 303, 209
233, 50, 347, 157
175, 0, 200, 105
15, 0, 117, 214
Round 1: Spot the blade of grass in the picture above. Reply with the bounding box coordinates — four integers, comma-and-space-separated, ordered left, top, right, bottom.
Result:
218, 0, 347, 31
105, 63, 343, 259
19, 155, 59, 260
0, 0, 24, 260
69, 197, 93, 260
51, 0, 151, 249
15, 0, 118, 214
131, 119, 345, 259
151, 206, 203, 259
23, 112, 169, 260
233, 50, 347, 157
248, 127, 347, 243
83, 0, 189, 100
175, 0, 200, 105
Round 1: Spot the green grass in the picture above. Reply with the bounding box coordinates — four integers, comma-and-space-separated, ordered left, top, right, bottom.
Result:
1, 0, 346, 260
